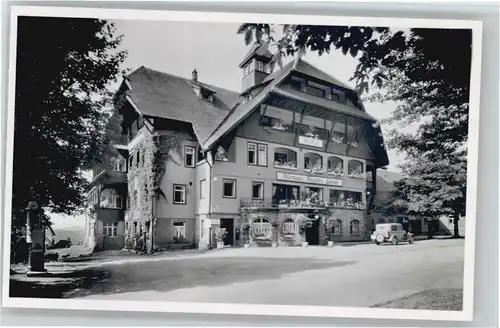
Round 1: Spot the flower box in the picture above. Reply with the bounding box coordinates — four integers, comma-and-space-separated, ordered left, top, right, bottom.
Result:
271, 124, 287, 131
348, 172, 366, 179
331, 136, 345, 144
274, 161, 298, 170
217, 241, 224, 249
302, 242, 309, 247
327, 170, 344, 177
327, 241, 334, 247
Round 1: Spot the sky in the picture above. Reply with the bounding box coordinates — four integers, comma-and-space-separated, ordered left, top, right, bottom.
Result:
51, 19, 406, 231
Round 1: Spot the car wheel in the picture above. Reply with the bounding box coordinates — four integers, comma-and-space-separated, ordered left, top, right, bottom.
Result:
375, 234, 384, 245
391, 237, 398, 245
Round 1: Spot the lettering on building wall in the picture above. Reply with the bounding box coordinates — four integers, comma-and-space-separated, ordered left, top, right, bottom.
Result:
276, 172, 343, 186
298, 136, 324, 148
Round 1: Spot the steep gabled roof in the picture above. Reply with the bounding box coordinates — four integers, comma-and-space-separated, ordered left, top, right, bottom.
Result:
294, 60, 353, 90
202, 58, 369, 150
124, 66, 240, 145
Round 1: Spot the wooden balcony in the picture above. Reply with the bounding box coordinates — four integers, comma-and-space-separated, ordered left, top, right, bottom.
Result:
90, 170, 127, 187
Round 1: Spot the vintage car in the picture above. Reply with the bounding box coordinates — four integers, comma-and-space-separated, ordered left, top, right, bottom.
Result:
370, 223, 414, 245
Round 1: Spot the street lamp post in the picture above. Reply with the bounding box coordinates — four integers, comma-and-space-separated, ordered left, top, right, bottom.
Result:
25, 199, 46, 275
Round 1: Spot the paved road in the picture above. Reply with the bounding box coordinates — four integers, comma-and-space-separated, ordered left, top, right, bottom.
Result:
67, 239, 464, 308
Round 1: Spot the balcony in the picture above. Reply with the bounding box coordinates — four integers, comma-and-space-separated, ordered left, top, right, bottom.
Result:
90, 170, 127, 187
240, 198, 329, 211
240, 198, 366, 211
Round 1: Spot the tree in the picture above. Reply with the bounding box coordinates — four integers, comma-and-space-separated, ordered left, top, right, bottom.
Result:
12, 17, 127, 224
394, 156, 466, 238
237, 24, 471, 235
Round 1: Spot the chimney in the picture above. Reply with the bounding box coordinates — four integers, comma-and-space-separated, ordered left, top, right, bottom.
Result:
192, 69, 198, 82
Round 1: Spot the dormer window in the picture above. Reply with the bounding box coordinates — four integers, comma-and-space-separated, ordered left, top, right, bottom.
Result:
200, 89, 214, 103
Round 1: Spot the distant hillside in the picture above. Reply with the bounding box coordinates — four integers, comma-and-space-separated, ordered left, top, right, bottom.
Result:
52, 227, 85, 243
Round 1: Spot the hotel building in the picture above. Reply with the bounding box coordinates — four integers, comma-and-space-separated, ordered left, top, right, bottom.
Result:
112, 42, 389, 251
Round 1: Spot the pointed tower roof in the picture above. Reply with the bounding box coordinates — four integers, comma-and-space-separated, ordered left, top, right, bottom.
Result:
239, 42, 273, 68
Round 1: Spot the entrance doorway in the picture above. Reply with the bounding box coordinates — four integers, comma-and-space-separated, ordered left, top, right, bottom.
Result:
220, 218, 234, 246
305, 215, 320, 245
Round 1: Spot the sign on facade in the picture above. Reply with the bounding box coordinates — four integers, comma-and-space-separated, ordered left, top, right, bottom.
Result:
298, 136, 324, 148
276, 172, 343, 186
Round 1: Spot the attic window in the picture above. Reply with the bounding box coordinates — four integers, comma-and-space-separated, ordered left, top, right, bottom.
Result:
200, 89, 214, 103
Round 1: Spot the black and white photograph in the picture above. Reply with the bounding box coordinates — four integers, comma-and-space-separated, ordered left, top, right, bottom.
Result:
3, 6, 481, 322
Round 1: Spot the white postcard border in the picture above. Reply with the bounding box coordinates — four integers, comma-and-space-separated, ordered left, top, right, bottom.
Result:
2, 5, 482, 322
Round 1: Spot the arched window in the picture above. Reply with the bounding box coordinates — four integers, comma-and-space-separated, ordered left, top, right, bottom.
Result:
332, 219, 342, 235
350, 220, 360, 235
327, 156, 344, 176
304, 152, 323, 172
100, 188, 123, 209
252, 217, 272, 238
282, 218, 295, 234
273, 147, 298, 169
348, 160, 364, 178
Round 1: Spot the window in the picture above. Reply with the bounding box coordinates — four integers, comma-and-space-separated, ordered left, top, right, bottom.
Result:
290, 79, 303, 91
200, 179, 207, 199
391, 225, 398, 232
256, 60, 264, 72
136, 149, 141, 166
306, 85, 326, 98
114, 195, 123, 209
99, 189, 123, 209
344, 191, 363, 203
261, 106, 294, 132
173, 222, 186, 238
103, 222, 118, 237
449, 219, 453, 224
185, 146, 195, 168
248, 142, 267, 166
173, 185, 186, 204
129, 153, 134, 169
332, 219, 342, 235
201, 219, 204, 238
258, 145, 267, 166
350, 220, 360, 235
223, 179, 236, 198
275, 153, 287, 165
283, 218, 295, 234
113, 158, 126, 172
248, 143, 257, 165
252, 217, 272, 237
348, 160, 364, 176
252, 182, 264, 199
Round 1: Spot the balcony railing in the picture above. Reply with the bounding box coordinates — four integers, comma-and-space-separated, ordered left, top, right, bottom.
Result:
241, 198, 365, 210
